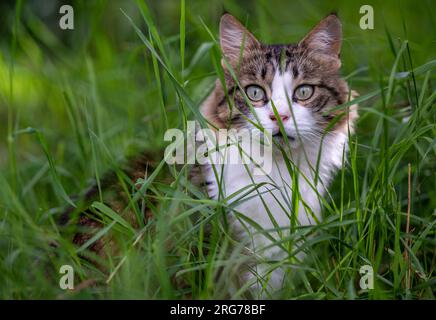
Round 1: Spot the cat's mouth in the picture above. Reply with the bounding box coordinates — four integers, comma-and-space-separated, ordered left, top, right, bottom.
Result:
273, 132, 295, 141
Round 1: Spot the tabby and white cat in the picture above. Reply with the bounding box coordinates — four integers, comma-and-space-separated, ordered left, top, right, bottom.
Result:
66, 12, 358, 298
197, 13, 358, 294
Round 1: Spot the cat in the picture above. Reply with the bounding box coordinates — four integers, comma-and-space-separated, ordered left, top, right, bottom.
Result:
196, 13, 358, 295
62, 12, 358, 298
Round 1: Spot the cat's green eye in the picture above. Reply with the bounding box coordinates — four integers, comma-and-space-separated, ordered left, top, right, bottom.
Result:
294, 85, 314, 101
245, 85, 266, 102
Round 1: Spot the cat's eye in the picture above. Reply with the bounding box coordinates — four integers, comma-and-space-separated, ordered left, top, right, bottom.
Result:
245, 85, 266, 102
294, 85, 314, 101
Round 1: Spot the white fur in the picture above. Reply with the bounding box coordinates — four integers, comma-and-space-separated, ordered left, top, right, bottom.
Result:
203, 70, 348, 295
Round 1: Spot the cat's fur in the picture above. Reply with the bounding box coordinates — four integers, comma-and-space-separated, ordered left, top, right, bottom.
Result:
198, 13, 358, 293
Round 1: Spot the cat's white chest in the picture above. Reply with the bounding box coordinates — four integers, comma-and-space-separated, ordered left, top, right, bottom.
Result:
203, 133, 347, 291
221, 153, 320, 230
206, 144, 325, 246
205, 132, 348, 241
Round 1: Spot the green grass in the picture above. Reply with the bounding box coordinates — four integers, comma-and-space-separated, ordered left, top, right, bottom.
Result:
0, 0, 435, 299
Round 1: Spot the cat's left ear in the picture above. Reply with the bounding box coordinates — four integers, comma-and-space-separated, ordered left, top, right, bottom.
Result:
299, 14, 342, 62
220, 13, 260, 67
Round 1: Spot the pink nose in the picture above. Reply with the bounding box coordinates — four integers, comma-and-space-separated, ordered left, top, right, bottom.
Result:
269, 114, 289, 122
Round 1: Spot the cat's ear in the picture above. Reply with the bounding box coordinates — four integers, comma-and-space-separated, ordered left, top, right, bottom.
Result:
220, 13, 259, 66
299, 14, 342, 60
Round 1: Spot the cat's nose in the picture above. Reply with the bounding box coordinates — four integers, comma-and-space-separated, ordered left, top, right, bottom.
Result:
269, 113, 290, 122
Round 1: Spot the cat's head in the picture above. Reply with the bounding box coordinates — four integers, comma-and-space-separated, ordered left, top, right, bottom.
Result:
202, 13, 358, 148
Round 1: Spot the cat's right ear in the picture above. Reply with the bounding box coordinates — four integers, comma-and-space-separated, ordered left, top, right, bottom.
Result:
299, 14, 342, 68
220, 14, 259, 66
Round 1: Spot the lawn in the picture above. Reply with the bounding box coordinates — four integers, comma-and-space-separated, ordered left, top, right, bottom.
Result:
0, 0, 435, 299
